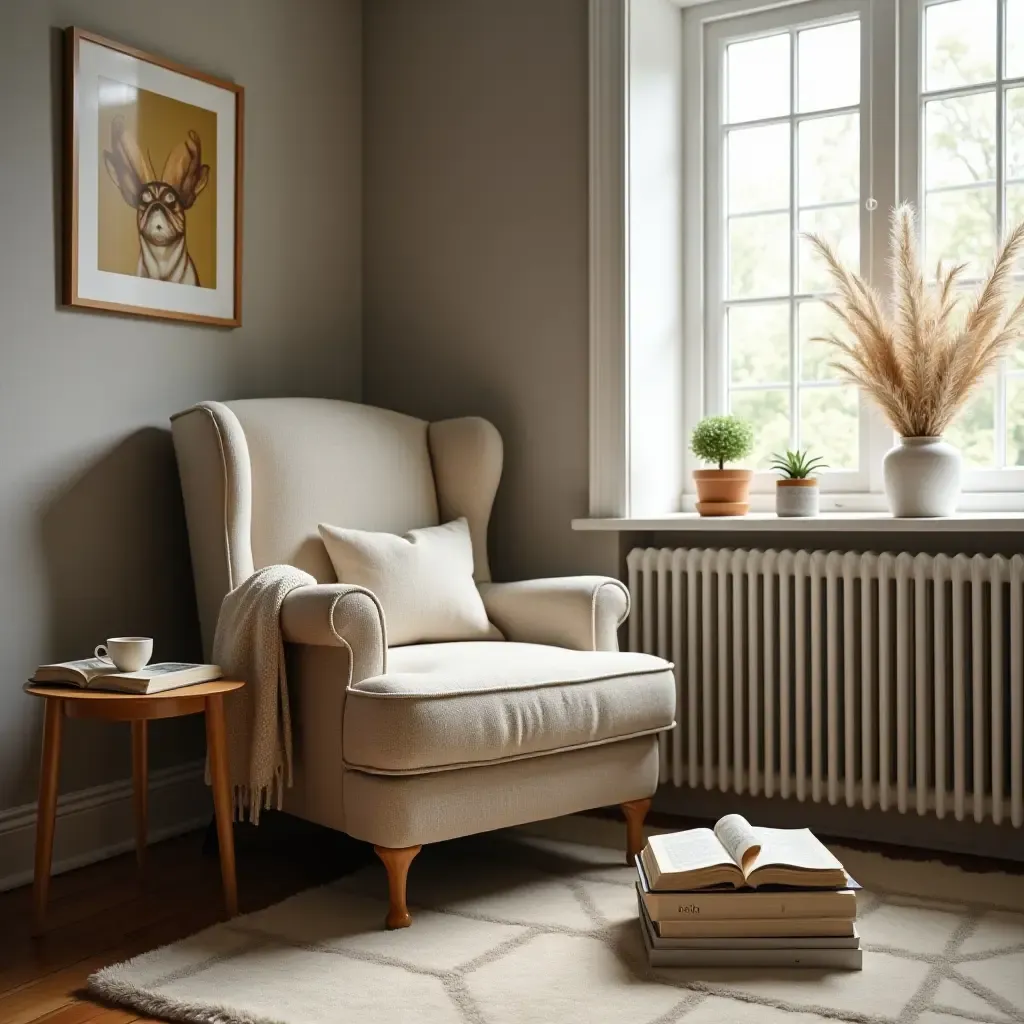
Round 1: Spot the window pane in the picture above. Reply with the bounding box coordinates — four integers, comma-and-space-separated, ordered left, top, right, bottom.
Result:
727, 124, 790, 214
925, 93, 996, 189
728, 302, 790, 386
730, 389, 790, 468
1007, 90, 1024, 183
728, 213, 790, 298
799, 386, 859, 469
925, 187, 997, 278
797, 20, 859, 114
945, 386, 996, 467
798, 301, 844, 382
924, 0, 996, 92
1009, 280, 1024, 368
1007, 0, 1024, 79
798, 205, 859, 292
1009, 186, 1024, 246
726, 33, 790, 124
1007, 377, 1024, 466
798, 114, 859, 206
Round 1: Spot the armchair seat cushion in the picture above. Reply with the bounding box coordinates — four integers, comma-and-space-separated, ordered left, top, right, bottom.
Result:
343, 642, 675, 775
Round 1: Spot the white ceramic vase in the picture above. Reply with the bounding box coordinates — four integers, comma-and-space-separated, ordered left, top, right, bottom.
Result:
882, 436, 962, 517
776, 479, 819, 517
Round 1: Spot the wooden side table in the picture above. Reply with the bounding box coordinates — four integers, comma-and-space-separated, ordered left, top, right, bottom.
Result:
25, 679, 245, 934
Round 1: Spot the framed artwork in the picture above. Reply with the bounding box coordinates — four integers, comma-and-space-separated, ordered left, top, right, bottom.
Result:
64, 28, 244, 327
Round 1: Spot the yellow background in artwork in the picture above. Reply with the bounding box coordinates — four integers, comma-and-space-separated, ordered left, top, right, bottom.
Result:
97, 79, 218, 289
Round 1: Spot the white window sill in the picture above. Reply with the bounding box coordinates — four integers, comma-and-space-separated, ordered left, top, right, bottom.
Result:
572, 512, 1024, 533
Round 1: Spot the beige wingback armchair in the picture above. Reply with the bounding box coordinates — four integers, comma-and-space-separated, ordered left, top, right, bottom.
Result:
171, 398, 675, 927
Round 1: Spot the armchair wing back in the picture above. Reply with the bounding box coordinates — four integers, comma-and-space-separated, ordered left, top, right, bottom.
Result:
171, 398, 502, 658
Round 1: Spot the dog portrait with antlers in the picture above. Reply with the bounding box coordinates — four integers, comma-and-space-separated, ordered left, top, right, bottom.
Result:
103, 117, 210, 286
65, 29, 243, 325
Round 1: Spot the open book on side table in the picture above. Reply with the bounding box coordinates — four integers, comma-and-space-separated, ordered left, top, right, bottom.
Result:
30, 659, 222, 695
641, 813, 848, 891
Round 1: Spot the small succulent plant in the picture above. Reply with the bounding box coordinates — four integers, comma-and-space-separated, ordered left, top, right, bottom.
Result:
690, 415, 755, 471
769, 449, 828, 480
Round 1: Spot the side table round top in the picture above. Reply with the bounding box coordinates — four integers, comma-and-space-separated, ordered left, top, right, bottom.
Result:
24, 679, 244, 721
25, 679, 244, 701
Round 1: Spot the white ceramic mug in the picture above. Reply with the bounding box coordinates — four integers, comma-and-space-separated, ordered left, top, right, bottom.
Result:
94, 637, 153, 673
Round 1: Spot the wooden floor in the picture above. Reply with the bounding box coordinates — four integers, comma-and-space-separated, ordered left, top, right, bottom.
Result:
1, 817, 374, 1024
5, 810, 1021, 1024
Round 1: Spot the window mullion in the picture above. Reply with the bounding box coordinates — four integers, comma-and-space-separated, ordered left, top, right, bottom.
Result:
702, 35, 727, 421
863, 0, 903, 493
996, 0, 1007, 467
789, 29, 799, 452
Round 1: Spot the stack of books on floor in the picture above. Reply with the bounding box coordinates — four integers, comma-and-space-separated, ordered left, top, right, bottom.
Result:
636, 813, 862, 970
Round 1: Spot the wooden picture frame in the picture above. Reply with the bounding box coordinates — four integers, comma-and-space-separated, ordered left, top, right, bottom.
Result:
65, 28, 244, 327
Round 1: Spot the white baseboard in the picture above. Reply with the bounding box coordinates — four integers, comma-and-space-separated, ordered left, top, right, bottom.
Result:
0, 759, 210, 892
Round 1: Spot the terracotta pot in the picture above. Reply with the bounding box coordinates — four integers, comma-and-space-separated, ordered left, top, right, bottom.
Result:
693, 469, 752, 516
776, 478, 819, 517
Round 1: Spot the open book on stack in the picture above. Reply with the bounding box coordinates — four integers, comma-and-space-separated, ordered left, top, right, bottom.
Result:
636, 814, 862, 969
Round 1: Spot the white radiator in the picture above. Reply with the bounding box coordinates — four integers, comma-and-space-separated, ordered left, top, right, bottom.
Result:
627, 547, 1024, 827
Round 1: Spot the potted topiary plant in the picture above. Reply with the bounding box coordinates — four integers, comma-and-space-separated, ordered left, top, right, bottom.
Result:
769, 449, 827, 517
690, 415, 755, 516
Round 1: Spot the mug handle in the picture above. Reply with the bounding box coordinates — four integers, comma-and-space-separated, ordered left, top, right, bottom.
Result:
94, 644, 109, 661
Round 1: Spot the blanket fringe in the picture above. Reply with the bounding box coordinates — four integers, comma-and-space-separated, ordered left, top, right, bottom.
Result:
237, 763, 286, 825
205, 763, 286, 825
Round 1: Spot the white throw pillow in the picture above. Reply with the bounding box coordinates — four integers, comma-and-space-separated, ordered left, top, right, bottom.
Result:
317, 517, 501, 647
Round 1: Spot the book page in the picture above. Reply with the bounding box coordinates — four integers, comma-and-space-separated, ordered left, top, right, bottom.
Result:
126, 663, 199, 677
648, 828, 732, 874
747, 827, 844, 872
713, 814, 762, 874
34, 657, 115, 684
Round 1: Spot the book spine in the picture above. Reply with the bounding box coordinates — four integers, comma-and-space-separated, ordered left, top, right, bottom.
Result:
656, 917, 856, 939
652, 934, 862, 950
647, 947, 863, 970
642, 889, 857, 921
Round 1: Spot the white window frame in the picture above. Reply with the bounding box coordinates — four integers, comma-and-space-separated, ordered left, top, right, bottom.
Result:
587, 0, 1024, 519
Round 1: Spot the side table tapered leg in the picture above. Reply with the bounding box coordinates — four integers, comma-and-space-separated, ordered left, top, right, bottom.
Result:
33, 698, 64, 934
205, 693, 238, 917
131, 720, 148, 871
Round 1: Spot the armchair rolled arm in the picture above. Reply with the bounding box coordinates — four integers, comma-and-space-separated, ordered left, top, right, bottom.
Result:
479, 576, 630, 652
280, 584, 387, 683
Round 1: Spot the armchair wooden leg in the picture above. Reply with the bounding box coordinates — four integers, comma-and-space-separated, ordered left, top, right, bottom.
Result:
621, 798, 652, 865
374, 844, 421, 929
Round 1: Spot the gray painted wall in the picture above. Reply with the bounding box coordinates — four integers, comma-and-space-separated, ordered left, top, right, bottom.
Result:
0, 0, 362, 811
363, 0, 617, 582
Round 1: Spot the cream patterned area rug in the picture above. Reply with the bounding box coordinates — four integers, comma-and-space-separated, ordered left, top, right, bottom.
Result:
89, 816, 1024, 1024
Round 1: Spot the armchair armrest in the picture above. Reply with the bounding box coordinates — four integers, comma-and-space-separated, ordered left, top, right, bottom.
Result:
280, 584, 387, 683
479, 577, 630, 652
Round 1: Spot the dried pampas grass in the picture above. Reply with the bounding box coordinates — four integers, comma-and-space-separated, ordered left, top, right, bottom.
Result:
805, 203, 1024, 438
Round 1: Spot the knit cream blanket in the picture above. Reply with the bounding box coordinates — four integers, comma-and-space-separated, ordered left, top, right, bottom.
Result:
211, 564, 316, 822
